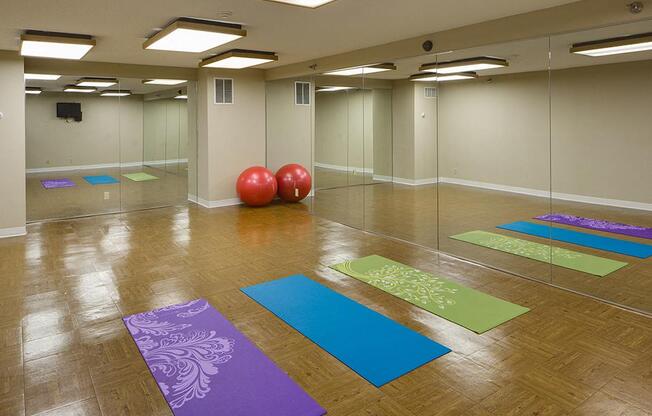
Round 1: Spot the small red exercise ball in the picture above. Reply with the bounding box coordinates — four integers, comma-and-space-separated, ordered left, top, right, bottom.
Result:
276, 164, 312, 202
236, 166, 278, 207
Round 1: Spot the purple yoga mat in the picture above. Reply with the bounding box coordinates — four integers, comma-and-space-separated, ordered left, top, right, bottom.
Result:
41, 178, 75, 189
123, 299, 325, 416
536, 213, 652, 240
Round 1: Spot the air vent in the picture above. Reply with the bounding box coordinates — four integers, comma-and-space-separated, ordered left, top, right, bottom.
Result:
424, 87, 437, 99
295, 81, 310, 106
215, 78, 233, 104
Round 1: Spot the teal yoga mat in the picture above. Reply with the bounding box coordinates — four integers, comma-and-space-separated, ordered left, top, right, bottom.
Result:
241, 275, 450, 387
499, 221, 652, 259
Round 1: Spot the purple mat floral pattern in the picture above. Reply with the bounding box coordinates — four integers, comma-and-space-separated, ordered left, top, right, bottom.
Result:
123, 299, 325, 416
536, 213, 652, 240
41, 178, 75, 189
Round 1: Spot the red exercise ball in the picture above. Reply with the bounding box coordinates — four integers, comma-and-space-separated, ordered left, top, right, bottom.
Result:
236, 166, 278, 207
276, 164, 312, 202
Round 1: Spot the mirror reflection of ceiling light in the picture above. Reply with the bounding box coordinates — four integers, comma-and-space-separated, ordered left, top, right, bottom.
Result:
24, 73, 61, 80
410, 72, 478, 82
200, 49, 278, 69
420, 57, 508, 74
76, 77, 118, 87
20, 31, 95, 60
25, 87, 43, 95
316, 86, 356, 92
323, 63, 396, 76
570, 32, 652, 56
64, 85, 96, 93
143, 79, 187, 86
144, 18, 246, 53
101, 90, 131, 97
174, 94, 188, 100
264, 0, 337, 8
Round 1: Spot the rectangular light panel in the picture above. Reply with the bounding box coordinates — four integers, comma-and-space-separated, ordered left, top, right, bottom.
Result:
317, 86, 355, 92
410, 72, 478, 82
25, 87, 42, 95
264, 0, 337, 8
200, 50, 278, 69
77, 78, 118, 87
64, 86, 96, 93
20, 32, 95, 60
174, 95, 188, 100
571, 33, 652, 57
323, 63, 396, 76
144, 18, 246, 53
24, 73, 62, 80
421, 57, 508, 74
143, 79, 187, 86
101, 90, 131, 97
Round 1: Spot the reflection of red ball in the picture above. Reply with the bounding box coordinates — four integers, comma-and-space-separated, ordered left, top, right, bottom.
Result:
276, 164, 312, 202
236, 166, 277, 207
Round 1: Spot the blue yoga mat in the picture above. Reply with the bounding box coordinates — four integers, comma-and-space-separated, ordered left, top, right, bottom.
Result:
83, 175, 119, 185
498, 221, 652, 259
241, 275, 450, 387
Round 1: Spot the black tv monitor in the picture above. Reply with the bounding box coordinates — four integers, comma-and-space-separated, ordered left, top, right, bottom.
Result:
57, 102, 82, 121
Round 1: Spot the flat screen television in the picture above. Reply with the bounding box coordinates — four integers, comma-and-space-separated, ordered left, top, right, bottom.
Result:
56, 102, 82, 121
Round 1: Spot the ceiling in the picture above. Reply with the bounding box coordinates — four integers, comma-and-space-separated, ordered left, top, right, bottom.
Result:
1, 0, 580, 69
25, 76, 188, 95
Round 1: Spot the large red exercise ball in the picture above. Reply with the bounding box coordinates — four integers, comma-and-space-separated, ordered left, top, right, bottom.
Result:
236, 166, 278, 207
276, 164, 312, 202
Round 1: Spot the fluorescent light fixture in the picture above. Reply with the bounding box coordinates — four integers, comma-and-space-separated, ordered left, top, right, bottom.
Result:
64, 85, 96, 93
144, 18, 246, 53
174, 94, 188, 100
316, 86, 356, 92
200, 49, 278, 69
571, 32, 652, 57
101, 90, 131, 97
76, 77, 118, 87
264, 0, 337, 8
323, 63, 396, 76
25, 87, 42, 95
20, 31, 95, 60
420, 56, 508, 74
24, 73, 61, 80
143, 79, 187, 86
410, 72, 478, 82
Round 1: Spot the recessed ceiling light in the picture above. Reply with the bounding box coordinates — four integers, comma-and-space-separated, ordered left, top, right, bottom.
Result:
64, 85, 96, 93
420, 57, 508, 74
143, 79, 187, 86
77, 77, 118, 87
101, 90, 131, 97
323, 63, 396, 76
24, 73, 61, 80
571, 32, 652, 56
264, 0, 337, 8
200, 49, 278, 69
144, 18, 246, 53
174, 94, 188, 100
410, 72, 478, 82
20, 31, 95, 60
25, 87, 42, 95
316, 86, 356, 92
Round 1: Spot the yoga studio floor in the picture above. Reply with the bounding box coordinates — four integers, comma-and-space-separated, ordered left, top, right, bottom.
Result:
26, 164, 189, 222
1, 203, 651, 415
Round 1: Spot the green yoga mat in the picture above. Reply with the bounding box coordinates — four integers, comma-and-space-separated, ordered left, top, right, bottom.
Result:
122, 172, 159, 182
450, 231, 628, 277
331, 255, 529, 334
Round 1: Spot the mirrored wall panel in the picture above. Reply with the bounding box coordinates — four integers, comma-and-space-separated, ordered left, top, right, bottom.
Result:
550, 20, 652, 313
25, 74, 198, 222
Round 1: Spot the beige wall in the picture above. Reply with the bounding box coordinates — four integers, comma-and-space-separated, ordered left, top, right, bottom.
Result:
414, 83, 437, 180
0, 52, 26, 234
372, 89, 393, 177
392, 80, 416, 180
197, 68, 266, 203
143, 98, 188, 163
26, 93, 144, 169
439, 59, 652, 205
266, 78, 313, 173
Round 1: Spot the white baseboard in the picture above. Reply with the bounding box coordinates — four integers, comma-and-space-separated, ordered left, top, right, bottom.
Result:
26, 159, 189, 174
0, 226, 26, 239
439, 177, 652, 212
315, 162, 373, 175
372, 175, 439, 186
197, 197, 242, 209
188, 194, 198, 203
